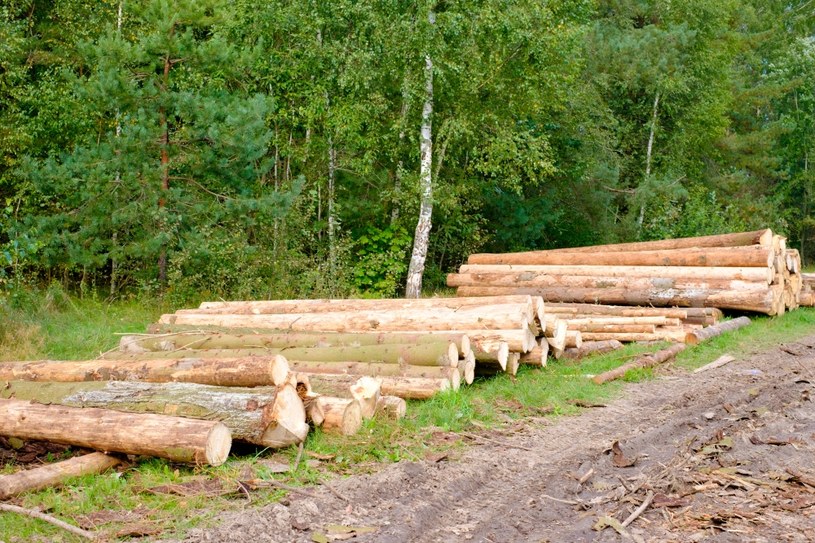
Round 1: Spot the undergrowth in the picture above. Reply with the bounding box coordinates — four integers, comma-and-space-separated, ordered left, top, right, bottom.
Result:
2, 290, 814, 542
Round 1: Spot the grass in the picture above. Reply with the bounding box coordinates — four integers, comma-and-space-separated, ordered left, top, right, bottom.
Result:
2, 291, 815, 541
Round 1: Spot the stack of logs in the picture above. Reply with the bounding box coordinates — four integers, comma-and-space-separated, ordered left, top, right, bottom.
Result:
448, 229, 804, 316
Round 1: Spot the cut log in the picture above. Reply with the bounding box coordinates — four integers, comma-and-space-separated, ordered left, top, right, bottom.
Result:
448, 273, 771, 292
159, 305, 534, 333
546, 303, 689, 320
564, 330, 583, 349
0, 453, 120, 500
566, 323, 655, 334
197, 295, 538, 315
562, 340, 625, 360
285, 360, 459, 384
122, 331, 471, 358
505, 353, 520, 376
302, 373, 450, 400
515, 229, 773, 254
111, 342, 460, 368
693, 354, 737, 374
0, 380, 308, 449
592, 344, 687, 385
461, 351, 476, 384
454, 286, 779, 315
519, 339, 549, 367
313, 397, 362, 435
684, 316, 752, 345
579, 330, 687, 343
311, 376, 381, 420
471, 340, 509, 369
456, 264, 774, 284
466, 246, 774, 268
375, 396, 407, 420
0, 355, 290, 388
0, 398, 231, 466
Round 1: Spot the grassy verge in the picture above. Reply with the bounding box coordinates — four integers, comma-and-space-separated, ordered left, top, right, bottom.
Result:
2, 294, 814, 542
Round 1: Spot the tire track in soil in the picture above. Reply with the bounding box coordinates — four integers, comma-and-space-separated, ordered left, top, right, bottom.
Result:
178, 337, 815, 543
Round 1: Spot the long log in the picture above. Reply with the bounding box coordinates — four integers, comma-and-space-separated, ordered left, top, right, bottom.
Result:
302, 373, 450, 400
467, 245, 774, 267
592, 344, 687, 385
456, 264, 774, 283
546, 303, 690, 319
285, 360, 460, 388
566, 323, 655, 334
520, 229, 774, 254
580, 330, 687, 342
122, 331, 471, 358
454, 285, 779, 314
562, 340, 624, 360
0, 380, 308, 448
448, 273, 771, 292
0, 453, 121, 500
0, 398, 231, 466
562, 316, 680, 326
159, 305, 534, 333
0, 355, 290, 388
684, 316, 752, 345
109, 342, 460, 368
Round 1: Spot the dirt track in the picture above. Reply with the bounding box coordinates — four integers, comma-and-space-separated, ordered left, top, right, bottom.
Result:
178, 337, 815, 543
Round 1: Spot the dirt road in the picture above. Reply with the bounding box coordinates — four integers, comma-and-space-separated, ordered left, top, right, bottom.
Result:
180, 337, 815, 543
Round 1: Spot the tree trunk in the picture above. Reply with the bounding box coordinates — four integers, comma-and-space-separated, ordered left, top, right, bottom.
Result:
0, 453, 121, 500
158, 51, 172, 286
592, 344, 686, 385
285, 360, 459, 388
684, 316, 752, 345
457, 264, 773, 284
466, 246, 774, 268
159, 305, 533, 333
0, 355, 290, 388
0, 380, 308, 449
0, 398, 231, 466
638, 91, 660, 230
546, 303, 691, 319
405, 10, 435, 298
122, 330, 471, 358
302, 373, 450, 400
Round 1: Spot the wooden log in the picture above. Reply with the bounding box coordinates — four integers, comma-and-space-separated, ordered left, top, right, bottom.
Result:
463, 329, 535, 353
454, 286, 779, 315
579, 330, 687, 343
461, 351, 476, 384
592, 344, 687, 385
545, 303, 689, 319
567, 323, 655, 334
519, 339, 549, 367
546, 319, 568, 351
111, 342, 460, 368
0, 453, 121, 500
159, 305, 534, 333
0, 355, 290, 388
302, 373, 450, 400
307, 376, 381, 420
448, 272, 772, 292
456, 264, 774, 284
375, 396, 407, 420
0, 398, 231, 466
515, 229, 774, 254
0, 380, 308, 449
197, 295, 538, 315
285, 360, 459, 385
693, 354, 737, 374
684, 316, 752, 345
564, 329, 583, 349
562, 340, 624, 360
122, 331, 472, 358
466, 245, 774, 268
562, 316, 679, 326
313, 397, 362, 435
471, 340, 509, 369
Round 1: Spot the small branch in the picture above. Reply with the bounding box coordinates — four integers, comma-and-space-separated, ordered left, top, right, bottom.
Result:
0, 504, 98, 540
293, 441, 304, 471
541, 494, 580, 506
621, 491, 654, 528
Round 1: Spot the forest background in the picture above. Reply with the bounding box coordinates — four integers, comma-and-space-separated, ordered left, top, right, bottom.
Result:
1, 0, 813, 305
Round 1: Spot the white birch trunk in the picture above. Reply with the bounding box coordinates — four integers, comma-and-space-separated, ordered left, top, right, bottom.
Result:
405, 12, 436, 298
328, 134, 337, 269
638, 90, 660, 230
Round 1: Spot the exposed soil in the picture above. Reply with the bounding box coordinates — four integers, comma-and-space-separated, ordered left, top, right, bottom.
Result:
175, 338, 815, 542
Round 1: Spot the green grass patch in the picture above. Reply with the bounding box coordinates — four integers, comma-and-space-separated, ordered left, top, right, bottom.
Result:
2, 291, 815, 541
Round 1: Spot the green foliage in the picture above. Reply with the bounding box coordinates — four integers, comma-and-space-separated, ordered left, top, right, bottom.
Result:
351, 225, 411, 297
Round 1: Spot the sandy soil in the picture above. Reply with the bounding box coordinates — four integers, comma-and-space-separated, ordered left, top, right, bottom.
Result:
176, 337, 815, 543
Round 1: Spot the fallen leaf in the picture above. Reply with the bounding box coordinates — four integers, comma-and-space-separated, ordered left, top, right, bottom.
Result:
611, 441, 637, 468
425, 451, 448, 463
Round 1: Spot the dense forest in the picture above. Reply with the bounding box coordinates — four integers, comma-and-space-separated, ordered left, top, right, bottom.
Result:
0, 0, 813, 302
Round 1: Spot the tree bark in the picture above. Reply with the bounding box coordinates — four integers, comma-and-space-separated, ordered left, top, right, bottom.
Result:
562, 340, 624, 360
285, 360, 460, 389
467, 246, 774, 268
0, 452, 120, 500
0, 355, 290, 388
684, 316, 752, 345
0, 380, 308, 449
159, 305, 533, 333
456, 264, 774, 284
592, 344, 686, 385
405, 10, 436, 298
0, 398, 231, 465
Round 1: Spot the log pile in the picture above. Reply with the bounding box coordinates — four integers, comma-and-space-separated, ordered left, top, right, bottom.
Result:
448, 229, 802, 316
800, 273, 815, 307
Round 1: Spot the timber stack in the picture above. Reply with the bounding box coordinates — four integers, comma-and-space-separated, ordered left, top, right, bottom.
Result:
448, 229, 803, 316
